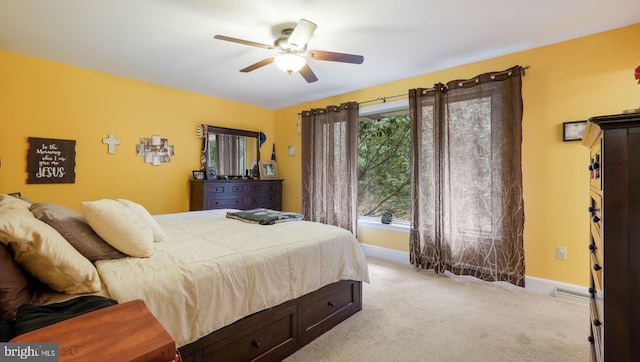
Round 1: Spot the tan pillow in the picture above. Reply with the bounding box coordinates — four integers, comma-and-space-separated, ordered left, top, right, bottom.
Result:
30, 203, 127, 261
81, 199, 154, 257
0, 214, 101, 294
116, 199, 166, 242
0, 194, 32, 216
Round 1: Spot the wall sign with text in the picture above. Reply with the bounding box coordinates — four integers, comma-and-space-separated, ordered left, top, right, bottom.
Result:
27, 137, 76, 184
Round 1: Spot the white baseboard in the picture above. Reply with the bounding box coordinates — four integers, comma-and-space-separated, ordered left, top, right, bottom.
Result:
360, 243, 410, 265
359, 243, 589, 302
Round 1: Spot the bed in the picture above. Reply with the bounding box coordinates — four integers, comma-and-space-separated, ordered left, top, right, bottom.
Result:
0, 195, 369, 361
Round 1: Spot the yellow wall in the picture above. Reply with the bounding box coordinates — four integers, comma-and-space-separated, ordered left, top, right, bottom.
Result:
2, 24, 639, 287
0, 51, 274, 214
275, 23, 640, 287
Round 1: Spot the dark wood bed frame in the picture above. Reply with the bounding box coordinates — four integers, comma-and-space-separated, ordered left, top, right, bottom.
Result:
178, 279, 362, 362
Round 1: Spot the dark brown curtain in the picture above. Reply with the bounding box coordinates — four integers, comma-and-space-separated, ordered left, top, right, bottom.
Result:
301, 102, 359, 234
409, 65, 525, 287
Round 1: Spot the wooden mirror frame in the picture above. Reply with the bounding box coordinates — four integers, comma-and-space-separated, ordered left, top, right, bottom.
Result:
205, 125, 260, 178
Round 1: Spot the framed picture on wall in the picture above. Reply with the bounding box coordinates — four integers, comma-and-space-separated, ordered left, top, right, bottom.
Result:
259, 160, 278, 180
562, 120, 587, 141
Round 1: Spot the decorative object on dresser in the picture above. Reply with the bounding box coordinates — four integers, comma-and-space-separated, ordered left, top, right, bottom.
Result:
189, 179, 283, 211
258, 160, 278, 180
622, 65, 640, 114
581, 112, 640, 362
192, 170, 206, 180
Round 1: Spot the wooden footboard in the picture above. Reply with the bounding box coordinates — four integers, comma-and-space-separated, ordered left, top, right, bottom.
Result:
178, 279, 362, 362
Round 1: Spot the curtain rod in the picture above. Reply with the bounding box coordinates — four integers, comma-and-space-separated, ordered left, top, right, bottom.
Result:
299, 65, 531, 114
358, 93, 407, 105
358, 65, 530, 105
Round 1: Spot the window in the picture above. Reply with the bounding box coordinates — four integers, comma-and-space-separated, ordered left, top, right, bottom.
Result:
357, 100, 411, 222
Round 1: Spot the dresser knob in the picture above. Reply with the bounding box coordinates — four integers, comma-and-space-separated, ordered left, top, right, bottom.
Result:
591, 162, 600, 170
593, 319, 601, 327
588, 244, 596, 252
588, 336, 594, 344
591, 215, 600, 223
252, 340, 261, 349
327, 301, 336, 307
588, 287, 596, 295
593, 264, 602, 271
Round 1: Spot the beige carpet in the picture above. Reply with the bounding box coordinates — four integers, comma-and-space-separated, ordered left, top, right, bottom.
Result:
285, 257, 589, 362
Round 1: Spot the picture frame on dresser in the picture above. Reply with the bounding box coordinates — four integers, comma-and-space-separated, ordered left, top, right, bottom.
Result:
192, 170, 206, 180
259, 160, 278, 180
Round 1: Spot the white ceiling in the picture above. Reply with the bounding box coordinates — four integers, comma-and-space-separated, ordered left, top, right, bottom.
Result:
1, 0, 639, 110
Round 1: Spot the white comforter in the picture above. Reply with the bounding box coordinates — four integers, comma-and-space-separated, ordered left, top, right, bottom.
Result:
94, 209, 369, 347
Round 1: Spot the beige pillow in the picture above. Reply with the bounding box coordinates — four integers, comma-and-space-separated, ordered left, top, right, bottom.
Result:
0, 194, 32, 216
81, 199, 154, 257
0, 213, 101, 294
116, 199, 166, 242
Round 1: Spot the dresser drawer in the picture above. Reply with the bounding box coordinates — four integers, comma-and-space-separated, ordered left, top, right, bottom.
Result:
207, 198, 245, 209
202, 305, 297, 362
589, 192, 601, 228
590, 252, 603, 292
246, 182, 282, 193
250, 195, 280, 205
590, 298, 603, 362
589, 142, 602, 191
300, 280, 359, 344
206, 183, 245, 196
589, 230, 602, 260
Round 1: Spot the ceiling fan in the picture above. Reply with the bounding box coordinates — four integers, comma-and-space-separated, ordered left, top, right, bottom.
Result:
214, 19, 364, 83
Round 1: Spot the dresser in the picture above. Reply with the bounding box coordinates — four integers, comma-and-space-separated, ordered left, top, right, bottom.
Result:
581, 112, 640, 362
189, 179, 283, 211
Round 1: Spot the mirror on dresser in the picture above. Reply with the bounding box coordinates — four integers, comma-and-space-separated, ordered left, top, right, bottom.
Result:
192, 125, 282, 212
203, 125, 260, 179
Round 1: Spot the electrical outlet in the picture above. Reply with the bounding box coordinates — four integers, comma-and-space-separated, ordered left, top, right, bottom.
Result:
556, 247, 567, 260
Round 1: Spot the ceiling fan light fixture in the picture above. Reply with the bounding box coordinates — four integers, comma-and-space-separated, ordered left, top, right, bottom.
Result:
288, 19, 317, 51
274, 53, 306, 74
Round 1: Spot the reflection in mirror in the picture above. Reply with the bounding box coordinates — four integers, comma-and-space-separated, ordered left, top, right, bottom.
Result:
204, 126, 260, 178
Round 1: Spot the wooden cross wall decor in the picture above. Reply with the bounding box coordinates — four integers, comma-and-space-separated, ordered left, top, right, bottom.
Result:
102, 134, 121, 154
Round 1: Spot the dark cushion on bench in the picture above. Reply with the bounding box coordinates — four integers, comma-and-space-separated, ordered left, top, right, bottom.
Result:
14, 296, 118, 337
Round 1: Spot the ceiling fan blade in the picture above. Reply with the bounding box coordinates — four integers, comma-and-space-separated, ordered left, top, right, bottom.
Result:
214, 35, 273, 50
288, 19, 317, 50
307, 50, 364, 64
299, 63, 318, 83
240, 58, 274, 73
